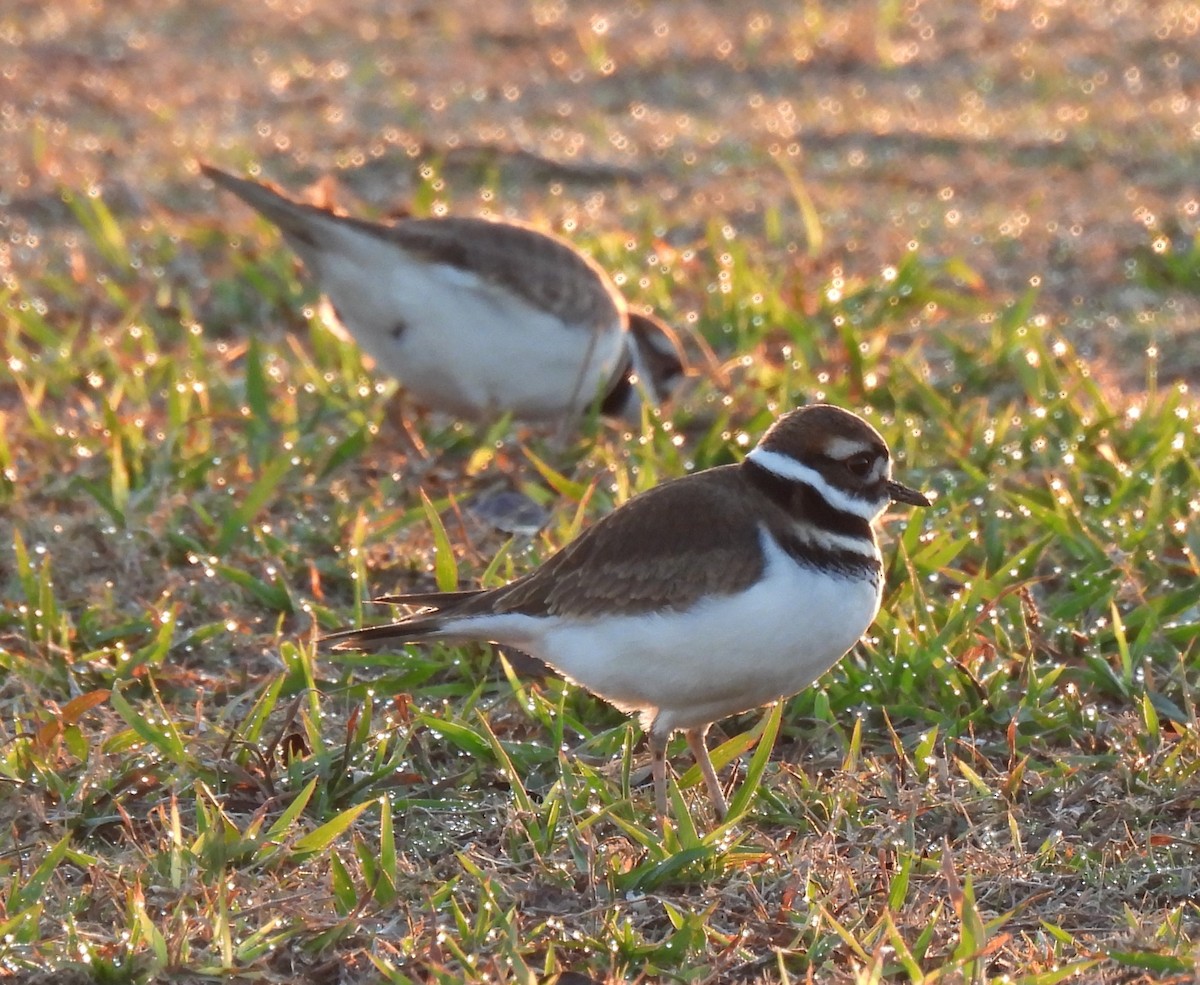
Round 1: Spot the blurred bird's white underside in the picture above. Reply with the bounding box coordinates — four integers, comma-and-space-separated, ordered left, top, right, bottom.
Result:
306, 221, 627, 420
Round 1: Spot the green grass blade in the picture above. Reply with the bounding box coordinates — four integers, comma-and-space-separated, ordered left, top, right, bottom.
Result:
292, 798, 377, 855
216, 453, 294, 554
724, 700, 783, 823
419, 488, 459, 592
109, 681, 189, 766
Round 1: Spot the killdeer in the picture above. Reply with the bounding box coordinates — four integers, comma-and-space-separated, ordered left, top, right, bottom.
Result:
324, 404, 930, 827
201, 164, 684, 423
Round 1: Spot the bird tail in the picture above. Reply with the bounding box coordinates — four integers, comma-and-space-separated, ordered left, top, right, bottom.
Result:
320, 589, 489, 651
371, 590, 482, 607
200, 163, 328, 249
320, 616, 444, 651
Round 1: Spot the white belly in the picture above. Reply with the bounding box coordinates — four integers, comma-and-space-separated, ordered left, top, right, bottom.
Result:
447, 532, 883, 734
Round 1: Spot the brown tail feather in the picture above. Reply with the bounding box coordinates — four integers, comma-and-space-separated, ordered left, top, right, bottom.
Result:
322, 589, 493, 651
319, 617, 444, 651
371, 589, 485, 607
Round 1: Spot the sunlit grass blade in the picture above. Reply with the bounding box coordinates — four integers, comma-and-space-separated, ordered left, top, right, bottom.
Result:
109, 680, 190, 766
521, 444, 589, 500
127, 606, 178, 674
414, 709, 491, 760
374, 796, 398, 906
319, 425, 370, 480
614, 845, 713, 893
773, 151, 824, 257
130, 882, 170, 971
475, 709, 533, 818
217, 564, 295, 612
722, 700, 783, 825
62, 186, 129, 271
419, 488, 459, 592
7, 832, 72, 911
292, 798, 378, 855
235, 674, 286, 747
257, 777, 318, 860
216, 453, 294, 554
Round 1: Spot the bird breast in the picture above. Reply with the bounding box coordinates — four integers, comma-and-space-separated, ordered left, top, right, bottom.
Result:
521, 530, 884, 731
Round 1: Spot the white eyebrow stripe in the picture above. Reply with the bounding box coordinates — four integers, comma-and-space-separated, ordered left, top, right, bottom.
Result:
824, 436, 873, 460
746, 446, 879, 520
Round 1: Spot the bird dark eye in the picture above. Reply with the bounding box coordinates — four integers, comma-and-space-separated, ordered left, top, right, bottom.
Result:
845, 453, 874, 478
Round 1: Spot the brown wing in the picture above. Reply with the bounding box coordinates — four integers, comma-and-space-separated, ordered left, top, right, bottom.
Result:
479, 465, 768, 619
385, 217, 624, 336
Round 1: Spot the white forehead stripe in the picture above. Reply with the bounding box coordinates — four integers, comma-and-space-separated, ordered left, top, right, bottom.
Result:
746, 446, 881, 521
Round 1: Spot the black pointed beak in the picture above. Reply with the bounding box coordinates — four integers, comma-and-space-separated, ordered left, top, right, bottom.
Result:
888, 480, 931, 507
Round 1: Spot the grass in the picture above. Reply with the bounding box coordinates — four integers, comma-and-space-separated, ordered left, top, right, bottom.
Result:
1, 169, 1198, 985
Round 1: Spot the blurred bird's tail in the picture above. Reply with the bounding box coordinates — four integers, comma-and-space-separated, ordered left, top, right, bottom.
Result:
200, 163, 328, 249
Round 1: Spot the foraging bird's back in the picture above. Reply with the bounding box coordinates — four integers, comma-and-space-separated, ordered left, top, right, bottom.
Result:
201, 165, 683, 423
324, 404, 931, 828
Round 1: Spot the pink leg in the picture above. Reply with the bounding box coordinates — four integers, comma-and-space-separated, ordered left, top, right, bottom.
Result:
650, 731, 668, 831
686, 726, 727, 818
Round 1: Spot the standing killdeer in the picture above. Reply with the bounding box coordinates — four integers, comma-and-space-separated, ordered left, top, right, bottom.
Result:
324, 404, 930, 827
201, 165, 684, 424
